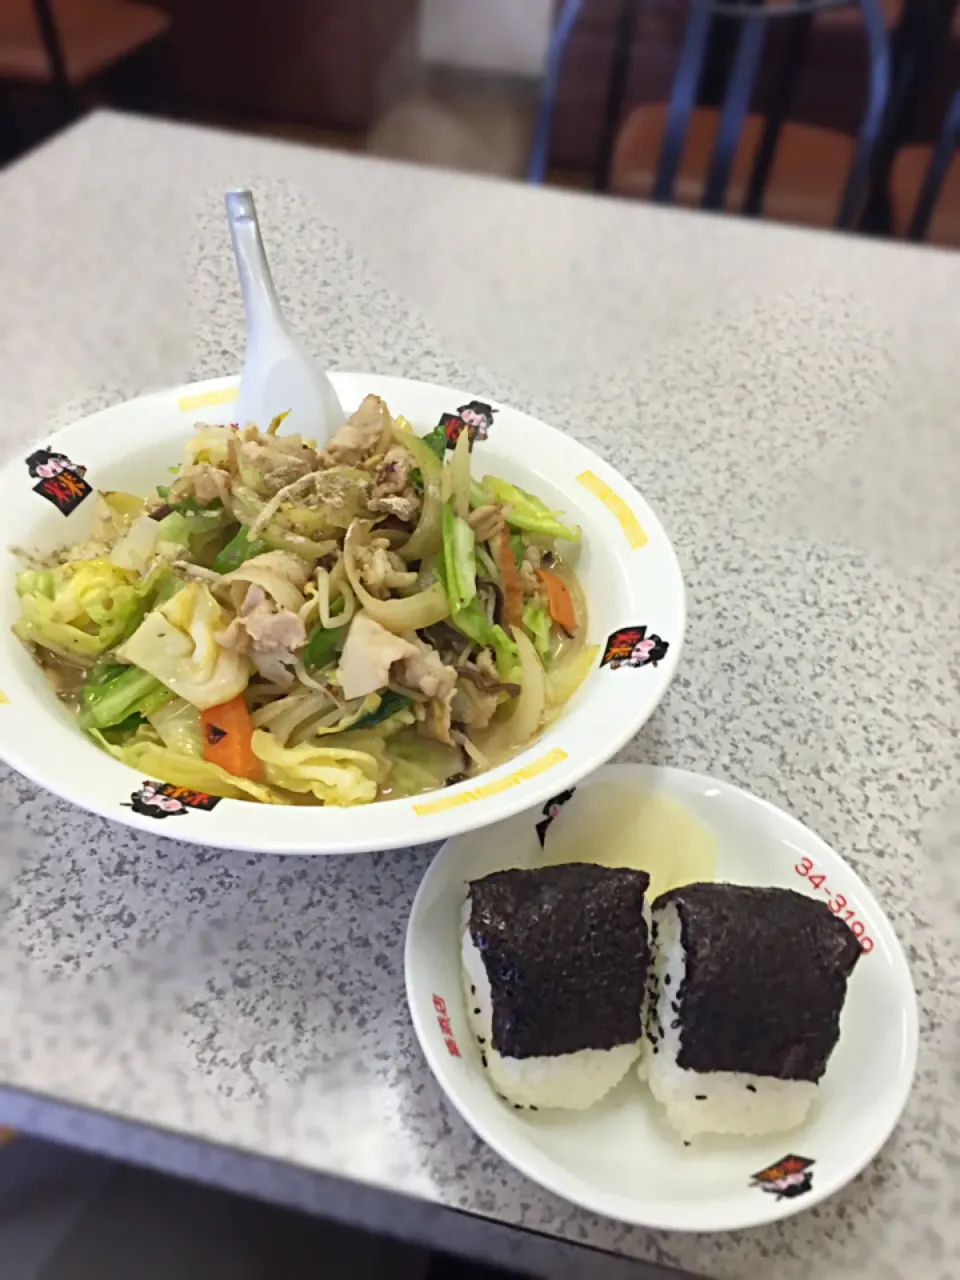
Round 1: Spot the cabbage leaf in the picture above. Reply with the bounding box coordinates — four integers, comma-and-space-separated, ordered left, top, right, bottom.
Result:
155, 505, 227, 548
480, 476, 581, 542
95, 735, 283, 803
15, 559, 153, 661
147, 697, 204, 756
251, 730, 379, 805
110, 514, 163, 573
90, 491, 146, 544
522, 599, 552, 661
116, 581, 252, 709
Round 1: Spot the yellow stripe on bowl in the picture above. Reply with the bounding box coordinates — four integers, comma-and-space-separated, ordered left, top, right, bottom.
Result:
413, 748, 568, 817
0, 690, 9, 705
576, 470, 647, 549
177, 386, 239, 413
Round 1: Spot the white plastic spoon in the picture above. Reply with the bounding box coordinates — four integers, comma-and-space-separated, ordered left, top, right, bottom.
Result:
225, 187, 345, 443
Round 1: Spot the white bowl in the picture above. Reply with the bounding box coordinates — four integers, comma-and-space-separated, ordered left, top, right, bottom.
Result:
0, 374, 685, 854
405, 765, 918, 1231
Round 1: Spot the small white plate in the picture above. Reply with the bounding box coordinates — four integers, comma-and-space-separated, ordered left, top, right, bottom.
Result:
405, 764, 918, 1231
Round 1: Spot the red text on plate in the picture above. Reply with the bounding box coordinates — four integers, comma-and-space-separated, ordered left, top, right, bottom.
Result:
432, 993, 462, 1056
793, 856, 874, 953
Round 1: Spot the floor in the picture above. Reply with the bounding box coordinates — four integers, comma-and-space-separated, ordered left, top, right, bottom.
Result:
0, 1137, 518, 1280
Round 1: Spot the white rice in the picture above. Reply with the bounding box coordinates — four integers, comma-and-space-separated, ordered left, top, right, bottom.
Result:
461, 923, 641, 1111
644, 902, 817, 1140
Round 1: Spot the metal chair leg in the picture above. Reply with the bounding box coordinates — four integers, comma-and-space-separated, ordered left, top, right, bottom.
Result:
653, 0, 714, 203
31, 0, 77, 124
837, 0, 890, 228
593, 0, 643, 191
908, 89, 960, 240
742, 9, 814, 215
526, 0, 586, 184
703, 15, 768, 210
0, 90, 23, 166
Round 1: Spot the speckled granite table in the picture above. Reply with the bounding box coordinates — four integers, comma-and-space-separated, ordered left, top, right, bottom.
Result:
0, 113, 957, 1280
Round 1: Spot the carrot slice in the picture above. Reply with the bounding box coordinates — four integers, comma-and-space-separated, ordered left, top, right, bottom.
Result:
495, 530, 524, 629
537, 567, 577, 636
200, 695, 261, 781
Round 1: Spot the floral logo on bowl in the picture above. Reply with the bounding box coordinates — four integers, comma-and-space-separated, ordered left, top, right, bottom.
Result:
535, 788, 576, 846
440, 400, 496, 450
751, 1154, 815, 1199
123, 780, 221, 819
601, 625, 669, 671
26, 449, 91, 516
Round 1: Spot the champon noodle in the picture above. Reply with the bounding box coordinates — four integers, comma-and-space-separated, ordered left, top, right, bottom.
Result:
12, 396, 594, 806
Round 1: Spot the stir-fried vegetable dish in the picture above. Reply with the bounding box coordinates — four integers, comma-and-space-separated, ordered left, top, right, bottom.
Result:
14, 397, 595, 805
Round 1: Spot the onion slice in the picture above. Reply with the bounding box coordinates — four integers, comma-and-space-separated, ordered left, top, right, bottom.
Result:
344, 521, 450, 633
483, 627, 545, 751
216, 552, 308, 613
393, 423, 443, 563
450, 427, 471, 521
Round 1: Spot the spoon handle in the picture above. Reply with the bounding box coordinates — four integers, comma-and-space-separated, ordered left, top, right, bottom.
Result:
224, 187, 345, 440
225, 188, 283, 340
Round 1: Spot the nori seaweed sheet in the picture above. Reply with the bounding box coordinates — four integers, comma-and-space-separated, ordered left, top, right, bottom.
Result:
655, 883, 862, 1081
467, 863, 650, 1059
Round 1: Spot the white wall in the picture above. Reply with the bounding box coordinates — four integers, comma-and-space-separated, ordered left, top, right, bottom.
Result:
418, 0, 554, 77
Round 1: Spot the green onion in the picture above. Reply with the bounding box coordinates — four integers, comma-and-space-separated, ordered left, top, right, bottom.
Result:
441, 502, 477, 614
420, 423, 447, 460
211, 526, 269, 574
354, 690, 412, 729
303, 619, 346, 670
79, 662, 172, 730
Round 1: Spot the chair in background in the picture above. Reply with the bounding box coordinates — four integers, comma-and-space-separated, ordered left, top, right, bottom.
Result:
858, 0, 959, 235
0, 0, 171, 127
529, 0, 891, 231
890, 89, 960, 244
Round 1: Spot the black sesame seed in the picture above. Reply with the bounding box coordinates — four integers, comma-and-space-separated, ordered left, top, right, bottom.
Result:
664, 975, 671, 986
477, 1036, 485, 1045
746, 1084, 757, 1093
470, 985, 476, 995
695, 1094, 707, 1100
481, 1054, 488, 1068
514, 1103, 523, 1110
671, 1019, 681, 1029
683, 1141, 691, 1148
473, 1008, 481, 1015
530, 1105, 538, 1112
